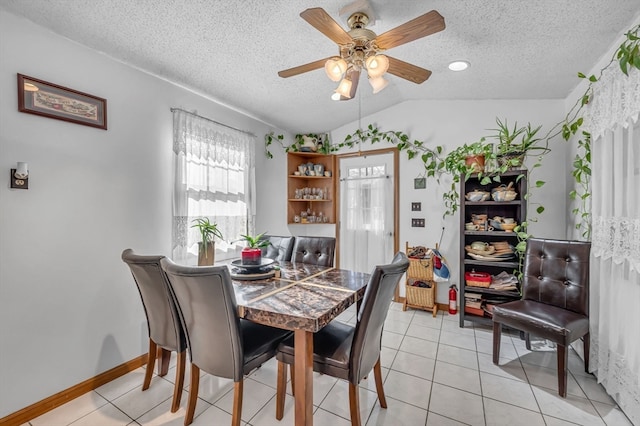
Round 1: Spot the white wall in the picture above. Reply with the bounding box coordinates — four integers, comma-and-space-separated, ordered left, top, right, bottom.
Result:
0, 10, 278, 417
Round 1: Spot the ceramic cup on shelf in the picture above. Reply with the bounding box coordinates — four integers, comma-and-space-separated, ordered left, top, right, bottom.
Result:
465, 222, 480, 231
470, 241, 489, 251
324, 171, 332, 177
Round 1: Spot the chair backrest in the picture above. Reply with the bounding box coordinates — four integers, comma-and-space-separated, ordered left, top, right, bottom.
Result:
160, 258, 245, 381
349, 252, 409, 383
121, 249, 186, 352
522, 238, 591, 316
291, 236, 336, 266
260, 235, 295, 261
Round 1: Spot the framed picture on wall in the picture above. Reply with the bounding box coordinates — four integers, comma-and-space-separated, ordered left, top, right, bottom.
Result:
17, 74, 107, 130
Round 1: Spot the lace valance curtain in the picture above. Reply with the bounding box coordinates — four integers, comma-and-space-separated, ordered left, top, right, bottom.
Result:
172, 109, 256, 264
583, 65, 640, 424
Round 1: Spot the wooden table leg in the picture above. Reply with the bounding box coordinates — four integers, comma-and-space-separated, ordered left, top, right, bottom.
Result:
294, 329, 313, 426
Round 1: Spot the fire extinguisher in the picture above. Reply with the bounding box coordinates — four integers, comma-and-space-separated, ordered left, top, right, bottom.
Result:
449, 284, 458, 315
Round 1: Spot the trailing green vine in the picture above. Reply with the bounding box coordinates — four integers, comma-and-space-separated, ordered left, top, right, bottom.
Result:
265, 125, 444, 164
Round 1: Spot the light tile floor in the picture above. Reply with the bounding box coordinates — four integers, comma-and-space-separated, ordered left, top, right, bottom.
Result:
24, 303, 633, 426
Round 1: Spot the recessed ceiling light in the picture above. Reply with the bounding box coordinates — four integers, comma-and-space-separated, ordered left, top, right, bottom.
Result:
448, 60, 470, 71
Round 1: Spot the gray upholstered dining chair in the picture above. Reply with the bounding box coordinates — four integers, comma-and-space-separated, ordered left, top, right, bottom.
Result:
492, 238, 591, 398
121, 249, 186, 413
291, 236, 336, 266
274, 252, 410, 426
260, 235, 295, 261
160, 258, 292, 426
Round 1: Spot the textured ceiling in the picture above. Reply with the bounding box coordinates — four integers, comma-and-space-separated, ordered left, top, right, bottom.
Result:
2, 0, 640, 133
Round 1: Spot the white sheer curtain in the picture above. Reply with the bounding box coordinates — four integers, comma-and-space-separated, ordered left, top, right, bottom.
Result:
583, 65, 640, 424
340, 168, 389, 273
172, 109, 256, 264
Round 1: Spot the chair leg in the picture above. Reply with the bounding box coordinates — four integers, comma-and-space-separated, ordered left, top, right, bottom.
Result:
557, 344, 568, 398
373, 358, 387, 409
171, 350, 186, 413
348, 383, 362, 426
276, 361, 287, 420
289, 363, 295, 396
525, 332, 532, 351
143, 339, 157, 390
492, 322, 502, 365
583, 333, 590, 373
159, 348, 171, 376
232, 380, 243, 426
184, 364, 199, 426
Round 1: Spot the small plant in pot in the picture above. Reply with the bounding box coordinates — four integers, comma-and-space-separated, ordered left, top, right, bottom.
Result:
490, 118, 549, 170
240, 232, 270, 265
191, 218, 223, 266
438, 138, 496, 216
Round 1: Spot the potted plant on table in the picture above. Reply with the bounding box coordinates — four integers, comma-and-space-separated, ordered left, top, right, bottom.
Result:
191, 218, 224, 266
240, 232, 270, 265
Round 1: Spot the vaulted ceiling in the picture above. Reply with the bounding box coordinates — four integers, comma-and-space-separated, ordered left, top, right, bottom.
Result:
2, 0, 639, 133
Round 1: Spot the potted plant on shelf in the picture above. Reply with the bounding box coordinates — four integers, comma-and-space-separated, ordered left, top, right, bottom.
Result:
490, 118, 549, 170
240, 232, 270, 265
191, 218, 223, 266
437, 138, 496, 216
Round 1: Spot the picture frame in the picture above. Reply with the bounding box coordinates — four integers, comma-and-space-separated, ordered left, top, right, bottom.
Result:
17, 74, 107, 130
414, 177, 426, 189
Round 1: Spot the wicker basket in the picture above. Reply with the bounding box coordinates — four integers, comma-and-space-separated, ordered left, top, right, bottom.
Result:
404, 242, 438, 317
405, 280, 435, 309
407, 257, 434, 281
497, 152, 525, 169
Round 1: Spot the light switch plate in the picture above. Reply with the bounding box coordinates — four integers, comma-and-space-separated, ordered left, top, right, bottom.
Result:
411, 202, 421, 211
411, 218, 425, 227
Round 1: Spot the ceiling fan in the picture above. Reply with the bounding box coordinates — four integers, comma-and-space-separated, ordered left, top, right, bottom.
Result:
278, 7, 445, 100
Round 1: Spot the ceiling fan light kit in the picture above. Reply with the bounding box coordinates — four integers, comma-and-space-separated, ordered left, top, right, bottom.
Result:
325, 57, 348, 81
369, 76, 389, 94
364, 54, 389, 78
335, 78, 353, 99
279, 7, 445, 100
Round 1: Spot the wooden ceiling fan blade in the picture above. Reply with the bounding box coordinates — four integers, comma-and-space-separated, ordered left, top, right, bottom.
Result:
278, 57, 332, 78
300, 8, 353, 45
375, 10, 445, 50
387, 56, 432, 84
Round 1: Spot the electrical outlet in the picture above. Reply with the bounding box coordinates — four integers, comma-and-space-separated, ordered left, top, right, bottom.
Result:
411, 218, 425, 227
411, 202, 421, 211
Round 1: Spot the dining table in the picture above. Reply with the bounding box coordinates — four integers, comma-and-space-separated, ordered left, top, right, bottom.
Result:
229, 260, 371, 426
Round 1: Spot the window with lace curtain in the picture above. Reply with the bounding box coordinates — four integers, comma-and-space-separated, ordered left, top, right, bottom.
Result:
171, 109, 256, 264
582, 63, 640, 424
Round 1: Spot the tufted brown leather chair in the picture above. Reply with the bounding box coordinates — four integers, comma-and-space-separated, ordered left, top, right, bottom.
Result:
121, 249, 186, 413
260, 235, 295, 261
160, 258, 291, 426
275, 252, 410, 425
492, 238, 591, 398
291, 236, 336, 266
